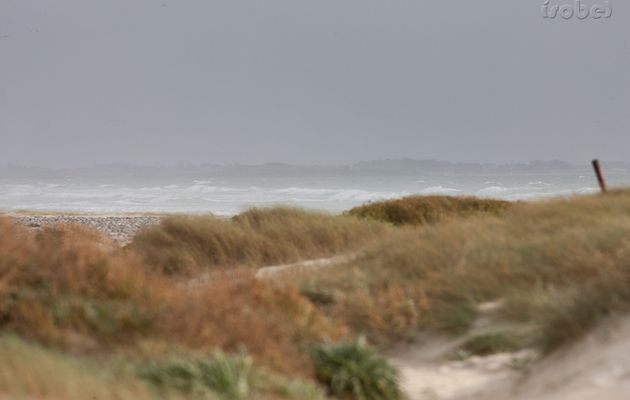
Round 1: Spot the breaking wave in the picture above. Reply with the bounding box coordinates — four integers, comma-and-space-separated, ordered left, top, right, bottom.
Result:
0, 176, 604, 215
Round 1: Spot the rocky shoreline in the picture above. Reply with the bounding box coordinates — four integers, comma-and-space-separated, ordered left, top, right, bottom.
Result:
12, 215, 161, 244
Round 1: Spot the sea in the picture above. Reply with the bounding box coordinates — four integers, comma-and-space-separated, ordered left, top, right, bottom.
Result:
2, 166, 630, 215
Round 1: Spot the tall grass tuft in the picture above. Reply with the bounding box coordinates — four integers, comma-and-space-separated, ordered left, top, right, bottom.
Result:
309, 337, 402, 400
140, 351, 252, 400
130, 207, 387, 275
197, 350, 252, 400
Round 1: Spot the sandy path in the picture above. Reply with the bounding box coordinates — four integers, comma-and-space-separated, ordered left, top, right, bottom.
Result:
387, 302, 533, 400
181, 252, 359, 289
391, 314, 630, 400
392, 350, 524, 400
462, 316, 630, 400
254, 253, 359, 279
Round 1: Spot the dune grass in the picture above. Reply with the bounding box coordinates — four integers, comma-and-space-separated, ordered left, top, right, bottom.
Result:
0, 220, 162, 348
4, 191, 630, 398
130, 207, 387, 275
139, 350, 327, 400
0, 216, 341, 378
139, 350, 254, 400
0, 335, 325, 400
309, 337, 401, 400
0, 218, 333, 398
304, 190, 630, 352
346, 195, 511, 226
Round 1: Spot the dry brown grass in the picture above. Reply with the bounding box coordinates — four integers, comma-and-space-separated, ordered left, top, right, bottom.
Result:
0, 215, 346, 398
0, 219, 164, 348
130, 207, 387, 276
160, 277, 343, 376
0, 211, 357, 398
346, 195, 512, 226
0, 216, 341, 379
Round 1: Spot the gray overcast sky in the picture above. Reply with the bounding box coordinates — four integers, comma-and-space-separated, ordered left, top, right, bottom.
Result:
0, 0, 629, 167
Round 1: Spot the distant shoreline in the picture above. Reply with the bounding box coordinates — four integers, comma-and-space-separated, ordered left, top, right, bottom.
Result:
2, 159, 627, 180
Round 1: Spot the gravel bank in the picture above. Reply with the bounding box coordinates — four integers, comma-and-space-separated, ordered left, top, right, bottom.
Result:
12, 215, 161, 244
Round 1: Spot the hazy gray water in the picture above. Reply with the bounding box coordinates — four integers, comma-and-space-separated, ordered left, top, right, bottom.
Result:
3, 171, 629, 215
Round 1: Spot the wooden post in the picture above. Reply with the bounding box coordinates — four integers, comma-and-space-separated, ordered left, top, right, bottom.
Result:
592, 159, 607, 193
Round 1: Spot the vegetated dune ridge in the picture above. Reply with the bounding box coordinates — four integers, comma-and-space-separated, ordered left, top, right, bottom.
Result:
2, 192, 630, 400
346, 195, 512, 226
303, 191, 630, 348
129, 207, 390, 275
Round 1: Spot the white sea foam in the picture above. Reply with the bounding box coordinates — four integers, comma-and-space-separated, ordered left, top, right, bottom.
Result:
476, 186, 511, 196
421, 186, 462, 195
0, 174, 616, 215
275, 187, 338, 196
476, 185, 538, 197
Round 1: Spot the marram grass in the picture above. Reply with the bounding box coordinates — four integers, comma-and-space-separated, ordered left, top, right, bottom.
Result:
310, 337, 402, 400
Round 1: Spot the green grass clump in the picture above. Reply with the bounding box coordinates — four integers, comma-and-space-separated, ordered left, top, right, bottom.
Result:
140, 359, 203, 395
455, 331, 529, 358
139, 350, 252, 400
198, 351, 252, 400
309, 337, 402, 400
139, 350, 328, 400
131, 207, 387, 275
346, 195, 511, 226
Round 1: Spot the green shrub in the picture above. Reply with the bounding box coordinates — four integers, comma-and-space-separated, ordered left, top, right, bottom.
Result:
197, 350, 252, 400
309, 337, 402, 400
139, 350, 252, 400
